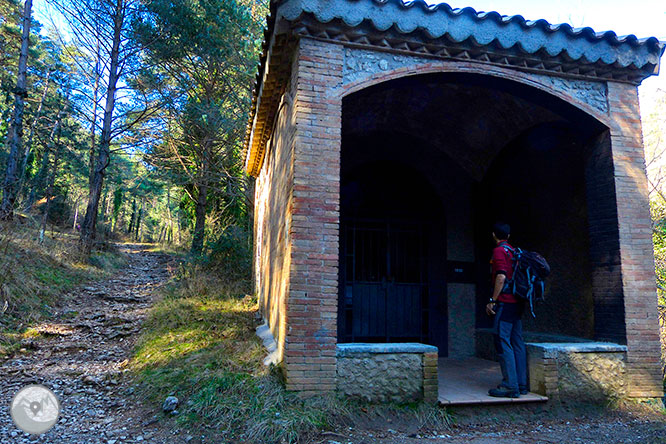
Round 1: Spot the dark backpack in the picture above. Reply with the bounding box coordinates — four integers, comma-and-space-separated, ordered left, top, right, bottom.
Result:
500, 245, 550, 317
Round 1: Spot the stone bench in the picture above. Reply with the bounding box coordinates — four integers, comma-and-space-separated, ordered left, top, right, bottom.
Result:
527, 342, 628, 400
336, 343, 438, 403
476, 329, 628, 400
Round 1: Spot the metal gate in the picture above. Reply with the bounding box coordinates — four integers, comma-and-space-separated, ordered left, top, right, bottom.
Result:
339, 217, 429, 343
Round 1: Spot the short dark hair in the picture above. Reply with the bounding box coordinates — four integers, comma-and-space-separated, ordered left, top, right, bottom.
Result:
493, 222, 510, 240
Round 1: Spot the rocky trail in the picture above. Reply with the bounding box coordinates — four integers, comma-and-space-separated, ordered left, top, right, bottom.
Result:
1, 244, 175, 443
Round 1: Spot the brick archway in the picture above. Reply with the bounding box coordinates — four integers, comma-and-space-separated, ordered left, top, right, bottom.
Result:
337, 60, 611, 129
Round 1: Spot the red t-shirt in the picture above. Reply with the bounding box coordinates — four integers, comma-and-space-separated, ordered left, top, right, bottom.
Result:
491, 241, 518, 303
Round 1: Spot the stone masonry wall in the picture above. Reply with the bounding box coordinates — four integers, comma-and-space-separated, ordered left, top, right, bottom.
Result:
336, 344, 439, 403
338, 353, 423, 402
283, 38, 344, 394
607, 82, 663, 398
527, 343, 628, 400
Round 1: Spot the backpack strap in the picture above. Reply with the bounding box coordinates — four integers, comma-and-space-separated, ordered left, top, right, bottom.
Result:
499, 244, 517, 294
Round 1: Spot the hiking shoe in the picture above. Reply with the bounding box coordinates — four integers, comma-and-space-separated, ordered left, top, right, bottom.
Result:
497, 383, 529, 395
488, 387, 520, 398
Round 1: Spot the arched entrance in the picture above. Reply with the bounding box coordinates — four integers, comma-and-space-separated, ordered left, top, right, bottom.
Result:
340, 72, 613, 359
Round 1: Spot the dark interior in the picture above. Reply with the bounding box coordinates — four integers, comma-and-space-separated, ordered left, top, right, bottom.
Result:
338, 72, 620, 355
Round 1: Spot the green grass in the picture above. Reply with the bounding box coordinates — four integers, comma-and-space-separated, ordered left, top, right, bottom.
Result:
0, 222, 127, 356
131, 271, 346, 443
131, 266, 451, 443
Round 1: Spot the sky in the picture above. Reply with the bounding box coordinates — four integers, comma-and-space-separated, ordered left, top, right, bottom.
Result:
32, 0, 666, 109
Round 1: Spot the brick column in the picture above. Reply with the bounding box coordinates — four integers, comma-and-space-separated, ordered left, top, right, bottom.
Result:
422, 352, 439, 403
607, 82, 663, 398
284, 38, 343, 394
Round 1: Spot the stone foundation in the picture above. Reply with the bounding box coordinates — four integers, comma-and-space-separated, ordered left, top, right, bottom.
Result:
336, 343, 438, 403
527, 342, 628, 400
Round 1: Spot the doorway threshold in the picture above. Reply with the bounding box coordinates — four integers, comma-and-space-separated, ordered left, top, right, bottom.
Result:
438, 357, 548, 406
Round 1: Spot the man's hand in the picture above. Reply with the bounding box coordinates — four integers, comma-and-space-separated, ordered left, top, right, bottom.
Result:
486, 302, 496, 316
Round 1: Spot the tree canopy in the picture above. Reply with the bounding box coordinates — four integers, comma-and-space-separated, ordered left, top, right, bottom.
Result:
0, 0, 267, 255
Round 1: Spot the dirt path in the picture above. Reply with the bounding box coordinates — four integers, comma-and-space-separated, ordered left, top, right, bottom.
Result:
1, 244, 175, 443
330, 415, 666, 444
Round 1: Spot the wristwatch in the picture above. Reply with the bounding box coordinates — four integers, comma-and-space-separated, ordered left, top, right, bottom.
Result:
488, 297, 496, 304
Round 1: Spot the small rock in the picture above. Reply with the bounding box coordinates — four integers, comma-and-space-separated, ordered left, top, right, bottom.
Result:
82, 375, 97, 385
143, 416, 159, 426
162, 396, 179, 413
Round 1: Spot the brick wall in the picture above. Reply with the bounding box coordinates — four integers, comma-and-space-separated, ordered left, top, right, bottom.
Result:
254, 65, 297, 363
607, 81, 663, 398
283, 38, 344, 394
422, 351, 439, 402
584, 130, 626, 343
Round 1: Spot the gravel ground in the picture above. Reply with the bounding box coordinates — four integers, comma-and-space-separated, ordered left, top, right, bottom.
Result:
323, 415, 666, 444
1, 244, 174, 444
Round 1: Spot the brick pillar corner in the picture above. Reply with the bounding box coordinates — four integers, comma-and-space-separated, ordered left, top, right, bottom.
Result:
607, 81, 663, 398
423, 351, 439, 403
283, 38, 344, 395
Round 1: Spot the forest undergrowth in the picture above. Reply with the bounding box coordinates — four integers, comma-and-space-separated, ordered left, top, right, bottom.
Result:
0, 218, 127, 356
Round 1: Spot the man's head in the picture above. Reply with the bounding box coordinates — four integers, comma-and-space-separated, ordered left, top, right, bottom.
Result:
492, 222, 510, 243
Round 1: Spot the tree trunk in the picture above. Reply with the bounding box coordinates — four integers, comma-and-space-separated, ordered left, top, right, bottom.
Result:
166, 187, 173, 244
177, 212, 181, 244
80, 0, 124, 254
191, 182, 207, 255
135, 198, 143, 241
72, 196, 80, 231
0, 0, 33, 220
88, 36, 101, 189
102, 188, 111, 234
191, 140, 210, 255
118, 203, 126, 233
128, 198, 135, 234
18, 69, 51, 200
39, 130, 61, 243
27, 110, 63, 210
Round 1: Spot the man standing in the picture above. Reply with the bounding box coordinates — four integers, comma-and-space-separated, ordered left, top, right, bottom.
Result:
486, 222, 528, 398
